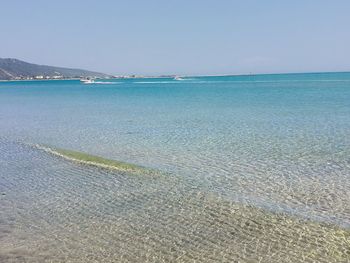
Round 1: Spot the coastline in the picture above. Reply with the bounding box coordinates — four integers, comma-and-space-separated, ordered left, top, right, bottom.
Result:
1, 71, 350, 83
0, 78, 83, 83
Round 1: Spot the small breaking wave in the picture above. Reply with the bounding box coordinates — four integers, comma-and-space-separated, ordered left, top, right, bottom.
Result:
34, 144, 159, 176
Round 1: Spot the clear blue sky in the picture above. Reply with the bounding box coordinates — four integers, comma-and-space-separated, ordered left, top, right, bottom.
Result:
1, 0, 349, 75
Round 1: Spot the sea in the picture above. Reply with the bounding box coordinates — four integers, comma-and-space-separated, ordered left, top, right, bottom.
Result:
1, 73, 350, 262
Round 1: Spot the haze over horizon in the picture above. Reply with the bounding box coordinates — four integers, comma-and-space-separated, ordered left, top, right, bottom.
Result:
1, 0, 350, 76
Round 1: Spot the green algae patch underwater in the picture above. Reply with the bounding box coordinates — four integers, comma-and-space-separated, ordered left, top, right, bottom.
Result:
34, 144, 159, 176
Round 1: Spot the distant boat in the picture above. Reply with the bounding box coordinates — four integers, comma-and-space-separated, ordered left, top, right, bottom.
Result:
174, 76, 184, 81
80, 78, 95, 84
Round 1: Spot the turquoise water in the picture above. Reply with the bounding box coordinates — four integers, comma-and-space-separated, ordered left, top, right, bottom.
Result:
1, 73, 350, 262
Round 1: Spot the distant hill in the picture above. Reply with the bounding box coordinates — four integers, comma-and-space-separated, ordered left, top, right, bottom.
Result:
0, 58, 111, 80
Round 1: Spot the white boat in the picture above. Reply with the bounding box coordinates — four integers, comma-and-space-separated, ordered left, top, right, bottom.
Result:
174, 76, 184, 81
80, 78, 95, 84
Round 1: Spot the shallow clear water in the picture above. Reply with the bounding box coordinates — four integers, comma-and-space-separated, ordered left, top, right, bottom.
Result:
1, 73, 350, 262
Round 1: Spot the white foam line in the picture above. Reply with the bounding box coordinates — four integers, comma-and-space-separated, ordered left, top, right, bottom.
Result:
133, 79, 350, 84
135, 81, 182, 84
92, 81, 118, 84
33, 144, 140, 173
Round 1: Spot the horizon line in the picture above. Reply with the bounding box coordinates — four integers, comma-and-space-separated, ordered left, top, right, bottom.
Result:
1, 57, 350, 79
126, 70, 350, 78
